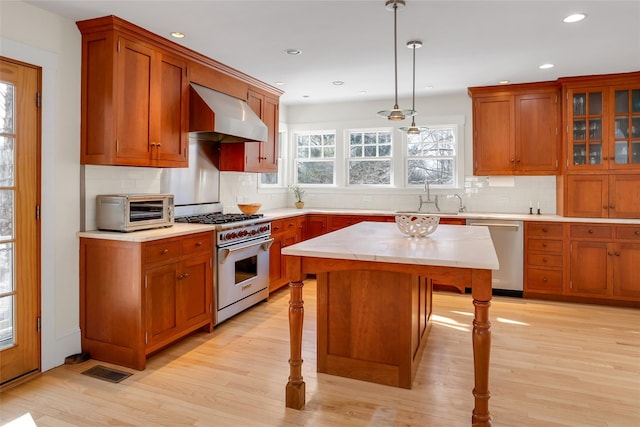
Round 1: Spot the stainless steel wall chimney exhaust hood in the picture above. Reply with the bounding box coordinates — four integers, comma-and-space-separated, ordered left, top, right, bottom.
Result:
189, 82, 268, 143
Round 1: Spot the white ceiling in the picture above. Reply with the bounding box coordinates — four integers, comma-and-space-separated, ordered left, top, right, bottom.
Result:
24, 0, 640, 106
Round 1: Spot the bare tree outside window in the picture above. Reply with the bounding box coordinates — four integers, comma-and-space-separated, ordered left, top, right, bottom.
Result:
407, 127, 457, 186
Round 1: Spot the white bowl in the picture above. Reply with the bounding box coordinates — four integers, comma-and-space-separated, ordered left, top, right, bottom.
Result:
395, 213, 439, 237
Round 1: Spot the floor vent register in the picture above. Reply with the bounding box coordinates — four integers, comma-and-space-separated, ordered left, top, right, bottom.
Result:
81, 365, 132, 383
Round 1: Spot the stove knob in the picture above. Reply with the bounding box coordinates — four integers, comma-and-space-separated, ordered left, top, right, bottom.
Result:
230, 232, 237, 239
251, 229, 257, 235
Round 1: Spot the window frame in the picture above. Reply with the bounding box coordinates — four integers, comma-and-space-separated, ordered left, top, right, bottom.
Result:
293, 130, 337, 186
344, 127, 394, 187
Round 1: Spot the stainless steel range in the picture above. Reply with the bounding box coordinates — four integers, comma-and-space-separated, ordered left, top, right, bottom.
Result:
175, 208, 272, 325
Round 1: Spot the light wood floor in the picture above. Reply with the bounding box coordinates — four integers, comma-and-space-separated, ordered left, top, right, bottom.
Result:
1, 279, 639, 427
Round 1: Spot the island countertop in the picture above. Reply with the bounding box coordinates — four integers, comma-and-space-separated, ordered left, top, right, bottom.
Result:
281, 221, 499, 271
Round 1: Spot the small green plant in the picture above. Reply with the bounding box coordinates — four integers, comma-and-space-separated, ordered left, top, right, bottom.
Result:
289, 184, 306, 202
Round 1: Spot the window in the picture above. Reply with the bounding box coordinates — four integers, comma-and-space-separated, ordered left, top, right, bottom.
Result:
295, 131, 335, 184
347, 129, 392, 185
407, 126, 458, 187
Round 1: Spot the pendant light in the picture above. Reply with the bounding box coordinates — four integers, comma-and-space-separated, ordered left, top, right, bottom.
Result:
399, 40, 427, 135
377, 0, 416, 121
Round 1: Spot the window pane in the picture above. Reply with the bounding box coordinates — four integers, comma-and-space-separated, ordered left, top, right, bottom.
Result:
350, 146, 362, 157
0, 190, 13, 241
350, 133, 361, 145
297, 161, 334, 184
379, 144, 391, 156
0, 243, 13, 294
310, 134, 321, 146
407, 159, 454, 185
0, 136, 14, 187
323, 147, 335, 157
297, 147, 309, 158
349, 160, 391, 185
0, 82, 15, 134
296, 135, 309, 146
364, 146, 377, 157
407, 126, 457, 187
260, 173, 278, 185
310, 147, 322, 158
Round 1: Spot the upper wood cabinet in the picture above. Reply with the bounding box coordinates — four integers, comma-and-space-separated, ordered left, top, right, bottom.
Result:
218, 89, 279, 173
78, 19, 189, 167
559, 72, 640, 171
77, 15, 282, 169
469, 82, 560, 175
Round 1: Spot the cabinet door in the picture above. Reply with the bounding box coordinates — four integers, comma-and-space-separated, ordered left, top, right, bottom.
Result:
568, 241, 611, 296
244, 90, 264, 171
565, 175, 609, 218
566, 87, 607, 170
153, 52, 188, 166
177, 254, 212, 329
116, 36, 154, 165
515, 92, 559, 173
305, 215, 327, 239
473, 95, 515, 175
609, 174, 640, 219
612, 242, 640, 298
269, 234, 284, 291
260, 96, 279, 172
145, 262, 179, 348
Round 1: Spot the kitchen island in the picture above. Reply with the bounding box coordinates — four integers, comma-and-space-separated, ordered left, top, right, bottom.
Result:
281, 221, 499, 427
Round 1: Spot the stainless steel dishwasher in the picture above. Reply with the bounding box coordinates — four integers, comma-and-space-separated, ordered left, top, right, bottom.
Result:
466, 219, 524, 295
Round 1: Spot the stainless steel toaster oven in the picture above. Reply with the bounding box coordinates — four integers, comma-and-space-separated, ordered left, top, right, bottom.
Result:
96, 194, 174, 232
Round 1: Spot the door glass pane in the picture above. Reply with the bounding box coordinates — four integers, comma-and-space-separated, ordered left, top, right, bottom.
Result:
633, 117, 640, 138
573, 93, 586, 115
0, 137, 14, 187
633, 142, 640, 164
573, 119, 586, 140
573, 143, 586, 165
615, 90, 629, 114
615, 117, 629, 139
0, 190, 14, 240
588, 143, 602, 165
615, 141, 629, 164
0, 82, 14, 134
0, 242, 14, 350
588, 118, 602, 140
588, 92, 602, 115
633, 89, 640, 113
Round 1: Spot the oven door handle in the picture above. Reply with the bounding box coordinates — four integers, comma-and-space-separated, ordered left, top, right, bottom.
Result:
219, 238, 275, 263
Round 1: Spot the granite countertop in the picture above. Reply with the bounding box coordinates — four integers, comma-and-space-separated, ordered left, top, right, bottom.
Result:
281, 221, 500, 270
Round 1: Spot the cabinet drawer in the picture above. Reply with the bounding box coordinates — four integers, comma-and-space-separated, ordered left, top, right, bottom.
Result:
144, 240, 181, 264
570, 224, 612, 239
527, 223, 563, 238
526, 268, 563, 293
616, 226, 640, 241
528, 253, 563, 268
182, 232, 213, 255
270, 219, 286, 235
527, 239, 563, 253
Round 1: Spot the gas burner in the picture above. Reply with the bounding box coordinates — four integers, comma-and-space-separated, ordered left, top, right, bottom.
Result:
175, 212, 264, 225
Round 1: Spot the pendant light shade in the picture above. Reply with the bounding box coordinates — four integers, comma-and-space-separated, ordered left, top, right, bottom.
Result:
377, 0, 416, 121
400, 40, 428, 134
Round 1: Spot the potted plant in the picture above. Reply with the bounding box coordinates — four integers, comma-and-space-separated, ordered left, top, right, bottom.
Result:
289, 184, 306, 209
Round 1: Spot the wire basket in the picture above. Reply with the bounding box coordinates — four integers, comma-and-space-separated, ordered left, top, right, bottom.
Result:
394, 213, 439, 237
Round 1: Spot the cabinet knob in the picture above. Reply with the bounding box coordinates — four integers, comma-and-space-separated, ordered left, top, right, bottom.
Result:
511, 158, 515, 163
542, 277, 548, 282
603, 205, 608, 210
609, 205, 615, 210
588, 229, 593, 234
542, 228, 548, 233
542, 242, 548, 247
608, 251, 614, 256
635, 231, 640, 235
516, 158, 521, 163
161, 248, 169, 254
615, 252, 621, 257
259, 156, 267, 160
542, 257, 548, 263
195, 241, 202, 247
274, 226, 279, 231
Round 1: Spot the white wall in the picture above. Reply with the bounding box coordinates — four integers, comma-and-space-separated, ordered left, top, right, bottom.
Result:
223, 95, 557, 215
1, 0, 82, 370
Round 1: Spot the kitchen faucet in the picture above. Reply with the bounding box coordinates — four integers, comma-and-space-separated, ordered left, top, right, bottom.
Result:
418, 179, 439, 211
454, 193, 466, 212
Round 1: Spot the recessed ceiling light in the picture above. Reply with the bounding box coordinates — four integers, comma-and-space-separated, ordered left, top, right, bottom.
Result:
170, 32, 185, 39
424, 85, 434, 90
285, 49, 302, 56
539, 63, 555, 69
274, 81, 285, 86
563, 13, 587, 23
499, 80, 510, 84
332, 81, 344, 86
302, 95, 310, 98
359, 91, 367, 95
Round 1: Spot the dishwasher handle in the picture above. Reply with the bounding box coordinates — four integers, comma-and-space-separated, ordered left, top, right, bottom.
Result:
467, 221, 521, 230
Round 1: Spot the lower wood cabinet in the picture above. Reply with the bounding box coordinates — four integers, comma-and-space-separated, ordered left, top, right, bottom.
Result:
524, 222, 565, 295
568, 224, 640, 301
269, 217, 304, 292
525, 221, 640, 305
80, 232, 214, 370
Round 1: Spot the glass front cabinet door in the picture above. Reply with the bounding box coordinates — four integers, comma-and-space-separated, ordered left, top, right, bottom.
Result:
613, 87, 640, 169
566, 80, 640, 171
568, 88, 605, 169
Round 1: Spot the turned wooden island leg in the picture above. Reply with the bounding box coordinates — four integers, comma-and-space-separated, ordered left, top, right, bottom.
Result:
471, 269, 492, 427
286, 279, 306, 409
